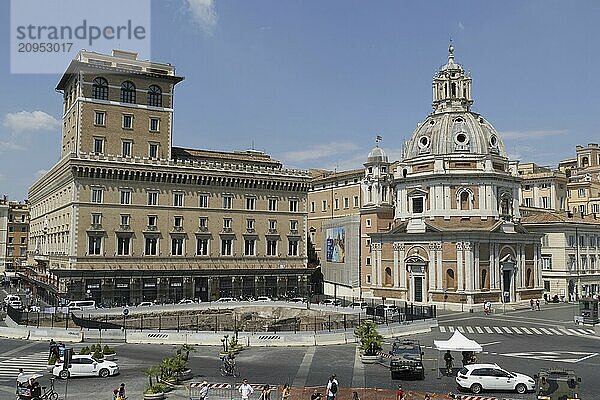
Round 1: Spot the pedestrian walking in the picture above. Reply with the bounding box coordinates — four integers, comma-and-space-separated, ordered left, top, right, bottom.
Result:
113, 389, 120, 400
396, 384, 405, 400
199, 381, 209, 400
118, 382, 127, 400
259, 384, 272, 400
281, 383, 290, 400
326, 374, 338, 400
536, 299, 541, 311
530, 298, 535, 310
239, 379, 254, 400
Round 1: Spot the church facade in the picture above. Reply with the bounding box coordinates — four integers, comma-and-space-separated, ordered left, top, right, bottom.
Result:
362, 46, 544, 305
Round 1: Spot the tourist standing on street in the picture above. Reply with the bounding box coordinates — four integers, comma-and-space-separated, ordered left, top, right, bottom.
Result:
530, 298, 535, 310
281, 383, 290, 400
259, 384, 271, 400
118, 382, 126, 400
199, 381, 209, 400
536, 299, 541, 311
326, 374, 338, 400
239, 379, 254, 400
396, 384, 405, 400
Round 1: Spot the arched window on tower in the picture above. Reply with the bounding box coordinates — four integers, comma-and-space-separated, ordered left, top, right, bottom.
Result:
581, 156, 589, 168
120, 81, 136, 104
148, 85, 162, 107
458, 190, 472, 210
92, 77, 108, 100
384, 267, 392, 286
446, 268, 455, 290
481, 269, 489, 290
525, 268, 533, 288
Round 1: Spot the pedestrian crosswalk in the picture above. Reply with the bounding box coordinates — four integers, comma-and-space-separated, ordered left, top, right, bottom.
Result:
438, 325, 595, 336
0, 351, 50, 379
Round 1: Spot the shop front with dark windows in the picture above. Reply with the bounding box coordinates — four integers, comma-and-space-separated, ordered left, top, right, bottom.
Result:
56, 271, 311, 306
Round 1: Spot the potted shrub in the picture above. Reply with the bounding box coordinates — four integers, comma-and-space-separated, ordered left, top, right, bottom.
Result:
228, 335, 243, 354
79, 346, 91, 355
103, 345, 117, 361
354, 321, 383, 364
144, 365, 166, 400
47, 353, 59, 372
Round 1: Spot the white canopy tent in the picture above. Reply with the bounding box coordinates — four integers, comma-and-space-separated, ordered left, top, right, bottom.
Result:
434, 330, 483, 352
434, 330, 482, 378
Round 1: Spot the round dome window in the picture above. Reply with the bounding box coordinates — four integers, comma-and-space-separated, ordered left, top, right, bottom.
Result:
418, 136, 430, 149
455, 133, 468, 144
429, 120, 435, 125
489, 135, 498, 147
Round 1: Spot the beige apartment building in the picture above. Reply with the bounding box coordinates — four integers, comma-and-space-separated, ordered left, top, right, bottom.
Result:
559, 143, 600, 216
518, 163, 567, 212
308, 169, 363, 297
26, 50, 311, 306
522, 211, 600, 300
0, 198, 29, 279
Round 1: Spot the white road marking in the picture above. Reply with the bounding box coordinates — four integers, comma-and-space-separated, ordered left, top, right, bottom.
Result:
548, 328, 562, 335
457, 326, 465, 333
439, 326, 446, 333
521, 327, 533, 334
493, 326, 503, 334
475, 326, 484, 334
539, 327, 553, 335
511, 327, 522, 334
466, 326, 474, 334
502, 326, 512, 334
484, 327, 493, 333
530, 327, 543, 334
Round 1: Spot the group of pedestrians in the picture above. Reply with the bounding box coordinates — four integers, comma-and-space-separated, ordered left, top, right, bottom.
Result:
196, 375, 335, 400
530, 298, 541, 311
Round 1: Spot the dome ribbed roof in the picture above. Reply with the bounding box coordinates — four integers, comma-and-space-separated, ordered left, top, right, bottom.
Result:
367, 146, 388, 163
403, 111, 507, 160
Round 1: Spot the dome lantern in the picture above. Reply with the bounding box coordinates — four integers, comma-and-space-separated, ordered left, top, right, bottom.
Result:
432, 44, 473, 114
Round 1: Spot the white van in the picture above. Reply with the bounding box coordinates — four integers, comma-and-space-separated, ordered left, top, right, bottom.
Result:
66, 300, 96, 310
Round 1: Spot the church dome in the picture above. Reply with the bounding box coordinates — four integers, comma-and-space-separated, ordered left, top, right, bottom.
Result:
367, 146, 388, 163
403, 44, 507, 161
404, 111, 507, 160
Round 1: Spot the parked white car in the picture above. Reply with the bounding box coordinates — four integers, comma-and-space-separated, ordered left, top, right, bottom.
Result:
4, 294, 20, 304
456, 363, 535, 394
137, 301, 154, 307
178, 299, 195, 305
255, 296, 272, 302
8, 300, 23, 309
53, 355, 119, 379
216, 297, 235, 302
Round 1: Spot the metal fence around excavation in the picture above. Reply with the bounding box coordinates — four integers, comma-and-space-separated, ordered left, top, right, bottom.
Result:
6, 297, 435, 333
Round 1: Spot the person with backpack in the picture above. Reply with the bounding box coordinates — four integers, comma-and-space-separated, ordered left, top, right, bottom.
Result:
326, 374, 338, 400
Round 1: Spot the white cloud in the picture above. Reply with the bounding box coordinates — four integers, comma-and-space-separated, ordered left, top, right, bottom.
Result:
281, 142, 360, 163
458, 21, 465, 30
0, 141, 25, 151
185, 0, 217, 34
35, 169, 49, 178
3, 110, 60, 134
499, 129, 566, 140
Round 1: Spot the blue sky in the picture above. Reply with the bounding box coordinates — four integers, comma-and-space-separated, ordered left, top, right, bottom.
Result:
1, 0, 599, 200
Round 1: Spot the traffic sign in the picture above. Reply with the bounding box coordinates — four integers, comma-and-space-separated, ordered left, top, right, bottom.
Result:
123, 308, 129, 316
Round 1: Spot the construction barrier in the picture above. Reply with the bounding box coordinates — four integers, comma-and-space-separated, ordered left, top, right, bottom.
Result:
28, 328, 82, 342
189, 382, 278, 400
0, 326, 29, 340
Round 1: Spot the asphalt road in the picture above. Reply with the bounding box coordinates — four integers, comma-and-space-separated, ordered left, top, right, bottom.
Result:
0, 302, 597, 400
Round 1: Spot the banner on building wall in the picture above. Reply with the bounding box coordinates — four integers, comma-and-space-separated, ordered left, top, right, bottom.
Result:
326, 227, 345, 263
